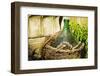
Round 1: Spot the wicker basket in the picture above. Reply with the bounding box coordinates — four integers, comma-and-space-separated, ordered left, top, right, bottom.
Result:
41, 31, 85, 60
42, 42, 84, 59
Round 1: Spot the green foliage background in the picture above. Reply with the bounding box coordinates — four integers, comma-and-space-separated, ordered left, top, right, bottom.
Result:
69, 18, 88, 58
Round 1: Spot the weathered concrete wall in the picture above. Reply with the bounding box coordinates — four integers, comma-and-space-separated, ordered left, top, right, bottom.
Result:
28, 16, 60, 38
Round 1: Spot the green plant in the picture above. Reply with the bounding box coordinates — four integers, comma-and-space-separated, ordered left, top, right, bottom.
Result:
69, 20, 88, 58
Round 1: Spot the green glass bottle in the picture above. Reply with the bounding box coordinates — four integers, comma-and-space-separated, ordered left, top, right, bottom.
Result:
51, 19, 77, 47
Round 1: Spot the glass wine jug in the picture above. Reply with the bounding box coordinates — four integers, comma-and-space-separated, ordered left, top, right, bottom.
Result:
51, 19, 77, 47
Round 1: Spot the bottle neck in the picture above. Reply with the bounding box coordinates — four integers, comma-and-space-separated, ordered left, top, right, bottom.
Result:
63, 19, 69, 31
